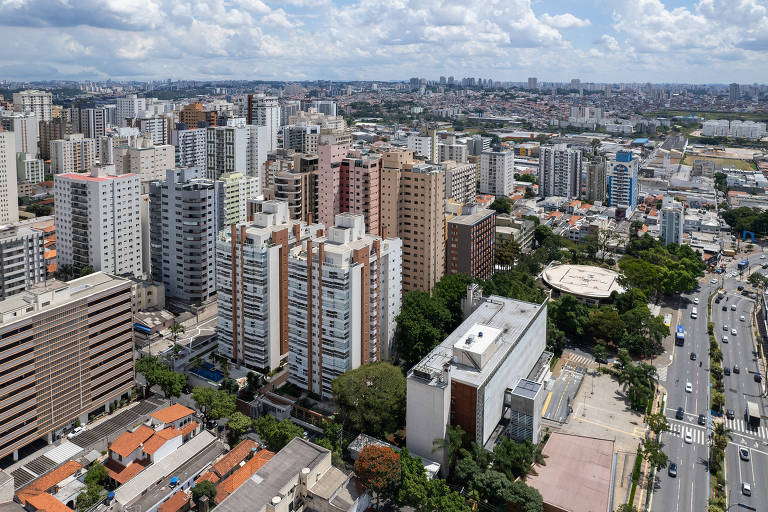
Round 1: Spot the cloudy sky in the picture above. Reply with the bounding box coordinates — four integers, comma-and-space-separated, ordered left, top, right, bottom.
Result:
1, 0, 768, 83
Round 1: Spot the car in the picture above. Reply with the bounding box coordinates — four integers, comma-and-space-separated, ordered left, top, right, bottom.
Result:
740, 315, 745, 321
731, 304, 737, 311
722, 305, 728, 311
738, 285, 744, 291
726, 409, 735, 419
763, 263, 768, 269
755, 374, 762, 383
685, 382, 693, 393
690, 352, 697, 361
750, 292, 757, 299
694, 297, 699, 304
668, 462, 678, 477
684, 432, 693, 444
731, 328, 737, 335
733, 365, 740, 374
715, 297, 722, 304
722, 335, 729, 343
740, 447, 751, 461
698, 414, 706, 425
761, 255, 766, 259
742, 482, 751, 496
595, 356, 608, 364
676, 407, 685, 420
711, 278, 718, 284
725, 366, 731, 375
67, 426, 83, 439
723, 324, 729, 331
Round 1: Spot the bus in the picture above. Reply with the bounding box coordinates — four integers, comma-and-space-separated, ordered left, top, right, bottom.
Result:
676, 325, 685, 346
747, 401, 761, 428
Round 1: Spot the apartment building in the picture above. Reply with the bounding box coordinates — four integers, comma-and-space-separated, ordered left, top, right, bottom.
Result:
438, 141, 468, 163
310, 100, 337, 116
219, 172, 259, 227
443, 160, 476, 204
70, 107, 107, 140
50, 134, 97, 174
12, 90, 52, 121
179, 102, 217, 129
39, 118, 73, 160
0, 272, 134, 461
54, 166, 143, 278
287, 213, 402, 397
206, 119, 269, 190
263, 151, 318, 223
116, 94, 147, 127
245, 94, 280, 150
479, 150, 514, 196
0, 224, 46, 300
446, 205, 496, 281
586, 159, 606, 203
128, 116, 172, 146
149, 168, 223, 303
660, 199, 684, 246
0, 112, 39, 156
0, 130, 19, 224
173, 127, 207, 169
16, 153, 45, 184
606, 150, 639, 218
113, 136, 175, 189
216, 201, 323, 372
538, 145, 582, 199
380, 149, 445, 292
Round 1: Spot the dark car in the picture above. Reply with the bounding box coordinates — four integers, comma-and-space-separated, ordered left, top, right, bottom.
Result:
676, 407, 685, 420
698, 414, 706, 426
715, 297, 722, 304
755, 374, 763, 383
722, 305, 728, 311
668, 462, 678, 477
724, 367, 731, 376
762, 263, 768, 269
733, 365, 740, 374
595, 356, 607, 364
690, 352, 697, 361
738, 285, 744, 291
726, 409, 735, 420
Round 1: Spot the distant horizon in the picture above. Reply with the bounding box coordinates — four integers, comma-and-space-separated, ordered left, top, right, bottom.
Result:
2, 1, 768, 83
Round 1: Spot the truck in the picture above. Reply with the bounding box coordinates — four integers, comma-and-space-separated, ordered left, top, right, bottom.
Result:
746, 401, 761, 428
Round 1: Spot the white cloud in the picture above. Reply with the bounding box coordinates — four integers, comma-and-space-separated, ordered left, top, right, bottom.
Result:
541, 13, 591, 29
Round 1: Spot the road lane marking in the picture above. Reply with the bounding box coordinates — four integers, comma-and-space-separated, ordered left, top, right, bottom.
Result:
541, 391, 553, 416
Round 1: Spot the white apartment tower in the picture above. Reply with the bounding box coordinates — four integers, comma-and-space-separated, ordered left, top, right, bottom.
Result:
115, 94, 147, 127
287, 213, 402, 397
216, 200, 323, 372
660, 199, 684, 246
0, 130, 19, 224
246, 94, 280, 150
13, 90, 52, 121
538, 144, 582, 199
0, 112, 40, 157
479, 150, 515, 196
50, 134, 97, 173
54, 166, 143, 278
0, 224, 46, 300
173, 127, 207, 169
113, 136, 175, 188
442, 160, 477, 204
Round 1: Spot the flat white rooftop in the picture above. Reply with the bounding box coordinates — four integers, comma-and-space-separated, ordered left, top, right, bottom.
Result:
542, 264, 623, 299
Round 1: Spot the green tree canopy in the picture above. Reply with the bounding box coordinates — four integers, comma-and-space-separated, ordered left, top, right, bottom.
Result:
191, 386, 236, 421
192, 480, 217, 505
489, 196, 512, 214
251, 415, 304, 451
135, 356, 186, 398
226, 412, 252, 444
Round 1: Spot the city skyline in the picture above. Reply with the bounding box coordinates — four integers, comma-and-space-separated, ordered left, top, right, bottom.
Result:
1, 0, 768, 83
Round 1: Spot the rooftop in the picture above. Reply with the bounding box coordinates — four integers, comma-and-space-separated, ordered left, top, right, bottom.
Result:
210, 440, 259, 478
151, 404, 195, 424
215, 450, 274, 502
541, 264, 624, 299
16, 461, 83, 506
526, 433, 614, 512
157, 490, 190, 512
448, 207, 495, 226
109, 425, 154, 458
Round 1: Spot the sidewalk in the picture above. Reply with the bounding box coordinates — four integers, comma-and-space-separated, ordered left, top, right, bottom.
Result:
634, 384, 665, 509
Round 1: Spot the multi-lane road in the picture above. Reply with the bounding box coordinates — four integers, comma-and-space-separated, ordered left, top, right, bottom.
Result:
651, 252, 768, 512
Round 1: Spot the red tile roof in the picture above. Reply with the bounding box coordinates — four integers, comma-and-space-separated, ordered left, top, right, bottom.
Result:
157, 491, 190, 512
17, 461, 83, 505
151, 404, 195, 424
109, 425, 154, 458
26, 493, 74, 512
143, 428, 181, 455
195, 471, 220, 485
179, 421, 198, 438
108, 461, 147, 484
215, 450, 274, 502
211, 440, 258, 478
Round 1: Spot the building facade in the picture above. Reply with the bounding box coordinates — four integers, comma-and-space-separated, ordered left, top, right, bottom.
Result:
586, 159, 606, 203
116, 95, 147, 127
0, 112, 39, 157
606, 150, 639, 218
113, 138, 175, 187
0, 273, 134, 461
0, 224, 46, 300
446, 205, 496, 281
54, 167, 143, 278
173, 127, 207, 169
538, 145, 582, 199
479, 150, 514, 196
246, 95, 280, 151
50, 134, 97, 174
0, 130, 19, 224
39, 118, 73, 161
660, 199, 684, 246
12, 90, 52, 121
443, 160, 477, 204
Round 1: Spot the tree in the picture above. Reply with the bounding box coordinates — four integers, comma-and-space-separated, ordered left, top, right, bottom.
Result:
492, 438, 537, 480
395, 291, 452, 367
355, 445, 401, 508
191, 386, 236, 421
645, 412, 669, 438
495, 240, 520, 270
79, 265, 94, 277
226, 412, 252, 444
135, 356, 186, 398
169, 321, 185, 369
26, 203, 51, 217
615, 505, 639, 512
589, 307, 625, 344
159, 370, 186, 398
593, 344, 608, 366
642, 438, 668, 471
432, 273, 474, 327
482, 270, 545, 303
252, 415, 303, 451
331, 362, 406, 438
590, 138, 601, 155
432, 425, 466, 476
533, 224, 555, 248
489, 196, 512, 214
749, 272, 768, 289
76, 483, 104, 511
192, 480, 217, 505
220, 377, 240, 395
84, 464, 108, 487
548, 295, 591, 341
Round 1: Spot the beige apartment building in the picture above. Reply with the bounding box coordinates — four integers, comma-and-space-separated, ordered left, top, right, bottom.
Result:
381, 149, 445, 292
0, 272, 134, 461
50, 133, 97, 173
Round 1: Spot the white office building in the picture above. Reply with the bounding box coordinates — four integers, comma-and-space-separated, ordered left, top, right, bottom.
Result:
16, 153, 45, 184
311, 100, 337, 117
247, 95, 280, 151
287, 213, 402, 397
0, 130, 19, 224
479, 150, 515, 196
115, 94, 148, 127
12, 90, 52, 121
0, 224, 46, 300
538, 144, 582, 199
0, 112, 39, 157
54, 166, 143, 278
438, 142, 468, 163
660, 199, 684, 246
216, 200, 323, 372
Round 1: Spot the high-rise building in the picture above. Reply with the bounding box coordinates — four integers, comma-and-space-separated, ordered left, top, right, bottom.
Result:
12, 90, 53, 121
606, 150, 639, 218
479, 150, 514, 196
586, 159, 606, 203
287, 213, 402, 397
446, 204, 496, 280
70, 107, 107, 139
115, 94, 147, 127
310, 100, 337, 117
149, 168, 223, 303
206, 120, 250, 180
527, 77, 538, 90
50, 133, 97, 173
128, 116, 172, 146
39, 118, 73, 160
729, 83, 740, 102
173, 126, 207, 169
16, 152, 45, 184
216, 200, 322, 372
0, 112, 39, 157
279, 100, 301, 127
0, 129, 19, 224
438, 141, 468, 163
443, 160, 477, 204
54, 166, 143, 277
0, 224, 46, 300
660, 199, 684, 246
246, 94, 280, 150
264, 151, 318, 222
0, 272, 134, 461
380, 150, 445, 292
219, 172, 260, 227
113, 136, 175, 189
178, 102, 217, 129
538, 145, 582, 199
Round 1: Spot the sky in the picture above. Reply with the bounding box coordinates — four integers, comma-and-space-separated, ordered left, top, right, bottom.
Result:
1, 0, 768, 83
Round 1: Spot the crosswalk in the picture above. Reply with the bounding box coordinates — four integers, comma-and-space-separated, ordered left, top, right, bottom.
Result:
725, 418, 768, 440
563, 353, 595, 369
657, 366, 668, 382
667, 426, 708, 446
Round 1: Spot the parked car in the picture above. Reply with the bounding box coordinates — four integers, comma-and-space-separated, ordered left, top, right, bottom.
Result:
755, 374, 762, 383
731, 304, 737, 311
724, 367, 731, 375
738, 285, 745, 291
722, 335, 728, 343
698, 414, 706, 426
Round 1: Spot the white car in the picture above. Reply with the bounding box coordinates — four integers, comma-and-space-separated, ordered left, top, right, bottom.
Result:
742, 482, 752, 496
731, 328, 737, 336
684, 432, 693, 444
694, 297, 699, 304
685, 382, 693, 393
723, 324, 729, 331
740, 315, 745, 322
711, 278, 718, 284
731, 304, 737, 311
761, 255, 766, 260
722, 335, 728, 343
